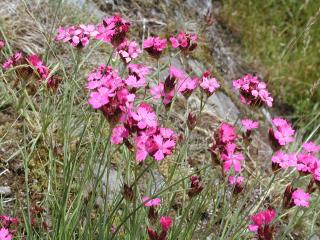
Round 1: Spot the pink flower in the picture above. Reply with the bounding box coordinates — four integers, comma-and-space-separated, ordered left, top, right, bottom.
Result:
56, 25, 98, 47
0, 40, 5, 50
248, 208, 276, 234
117, 39, 141, 63
200, 71, 220, 95
125, 75, 146, 88
228, 175, 244, 185
271, 151, 296, 170
131, 103, 158, 129
221, 143, 244, 173
233, 74, 273, 107
302, 141, 320, 153
96, 13, 130, 46
142, 196, 161, 207
241, 119, 259, 131
87, 65, 122, 90
270, 118, 295, 146
160, 216, 172, 231
292, 188, 310, 207
150, 83, 164, 100
312, 166, 320, 182
126, 64, 150, 88
2, 52, 22, 70
176, 77, 198, 97
0, 228, 12, 240
0, 215, 19, 227
111, 125, 129, 144
143, 36, 167, 58
296, 153, 318, 174
170, 32, 198, 51
88, 87, 115, 109
219, 123, 237, 144
153, 134, 176, 161
27, 54, 50, 80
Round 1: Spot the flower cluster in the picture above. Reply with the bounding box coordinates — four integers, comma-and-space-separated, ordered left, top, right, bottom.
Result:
248, 208, 276, 239
143, 36, 167, 59
147, 216, 172, 240
0, 215, 19, 240
269, 118, 295, 149
116, 39, 141, 64
283, 185, 311, 208
199, 71, 220, 95
56, 24, 98, 48
96, 13, 130, 46
233, 74, 273, 107
2, 52, 22, 70
170, 31, 198, 52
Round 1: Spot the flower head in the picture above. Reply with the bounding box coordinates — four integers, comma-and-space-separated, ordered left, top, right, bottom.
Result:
117, 39, 141, 63
241, 119, 259, 131
160, 216, 172, 231
233, 74, 273, 107
56, 24, 98, 48
170, 32, 198, 52
2, 52, 23, 70
0, 40, 5, 50
142, 197, 161, 207
248, 208, 276, 237
292, 188, 310, 207
271, 151, 296, 170
302, 141, 320, 154
131, 103, 158, 129
143, 36, 167, 58
0, 228, 12, 240
219, 123, 237, 144
221, 143, 244, 173
200, 71, 220, 95
26, 54, 50, 80
269, 118, 295, 148
96, 13, 130, 46
296, 153, 318, 174
111, 125, 129, 144
176, 76, 198, 98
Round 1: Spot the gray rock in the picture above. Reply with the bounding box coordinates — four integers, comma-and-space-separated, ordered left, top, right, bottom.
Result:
0, 186, 11, 196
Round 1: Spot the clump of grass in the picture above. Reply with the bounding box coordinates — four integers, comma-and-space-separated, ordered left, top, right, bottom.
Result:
221, 0, 320, 130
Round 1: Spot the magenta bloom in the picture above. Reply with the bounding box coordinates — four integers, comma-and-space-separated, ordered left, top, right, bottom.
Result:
296, 153, 318, 174
271, 151, 296, 170
176, 76, 198, 97
88, 87, 115, 109
270, 118, 295, 147
142, 196, 161, 207
126, 63, 150, 89
160, 216, 173, 231
228, 175, 244, 185
153, 133, 176, 161
241, 119, 259, 131
233, 74, 273, 107
111, 125, 129, 144
131, 103, 158, 129
0, 40, 5, 50
292, 188, 310, 207
200, 71, 220, 95
96, 13, 130, 46
117, 39, 141, 63
143, 36, 167, 58
219, 123, 237, 144
125, 75, 146, 88
0, 228, 12, 240
312, 166, 320, 183
248, 208, 276, 235
302, 141, 320, 153
170, 32, 198, 52
56, 24, 98, 47
2, 52, 22, 70
221, 143, 244, 173
26, 54, 50, 80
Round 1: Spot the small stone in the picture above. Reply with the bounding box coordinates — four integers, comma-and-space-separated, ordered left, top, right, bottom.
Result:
0, 186, 11, 196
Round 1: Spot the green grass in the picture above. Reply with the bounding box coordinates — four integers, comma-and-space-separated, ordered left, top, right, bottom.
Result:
221, 0, 320, 129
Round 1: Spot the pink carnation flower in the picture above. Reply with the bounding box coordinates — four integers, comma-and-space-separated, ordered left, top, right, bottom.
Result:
176, 76, 198, 97
248, 208, 276, 233
241, 119, 259, 131
126, 63, 150, 88
117, 39, 141, 63
228, 175, 244, 185
292, 188, 310, 207
143, 36, 167, 58
270, 118, 295, 147
96, 13, 130, 46
219, 123, 237, 144
296, 153, 318, 174
160, 216, 173, 231
271, 151, 296, 170
125, 75, 146, 88
233, 74, 273, 107
170, 31, 198, 51
153, 133, 176, 161
302, 141, 320, 153
88, 87, 115, 109
0, 228, 12, 240
27, 54, 50, 80
131, 103, 158, 129
200, 71, 220, 95
56, 24, 98, 47
142, 196, 161, 207
2, 52, 22, 70
221, 143, 244, 173
111, 125, 129, 144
